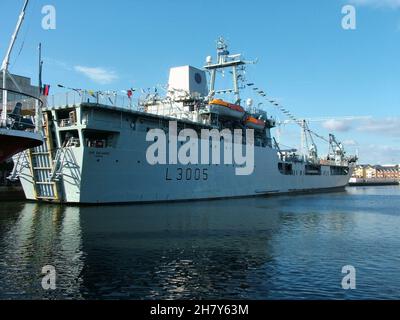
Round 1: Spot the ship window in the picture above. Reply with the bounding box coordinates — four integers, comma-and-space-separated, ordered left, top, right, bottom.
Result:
305, 165, 322, 176
56, 109, 76, 124
83, 130, 119, 148
331, 166, 349, 176
278, 163, 293, 175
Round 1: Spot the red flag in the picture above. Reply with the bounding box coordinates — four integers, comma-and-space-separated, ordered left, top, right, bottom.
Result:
42, 84, 50, 96
127, 90, 133, 98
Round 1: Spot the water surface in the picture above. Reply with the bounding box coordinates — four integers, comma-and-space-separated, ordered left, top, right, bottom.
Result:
0, 186, 399, 300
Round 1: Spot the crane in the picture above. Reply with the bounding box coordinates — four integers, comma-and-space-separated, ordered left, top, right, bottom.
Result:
1, 0, 30, 126
275, 116, 371, 162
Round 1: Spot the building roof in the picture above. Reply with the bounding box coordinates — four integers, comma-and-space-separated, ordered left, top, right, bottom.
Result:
356, 164, 399, 171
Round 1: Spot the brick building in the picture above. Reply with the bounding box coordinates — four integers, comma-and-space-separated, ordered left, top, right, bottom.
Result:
353, 165, 400, 180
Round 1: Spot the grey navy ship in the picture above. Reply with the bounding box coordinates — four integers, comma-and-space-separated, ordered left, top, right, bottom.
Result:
11, 38, 357, 204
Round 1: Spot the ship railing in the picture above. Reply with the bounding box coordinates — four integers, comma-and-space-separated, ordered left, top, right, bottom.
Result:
320, 159, 336, 166
320, 159, 351, 167
46, 91, 141, 111
4, 98, 37, 113
246, 107, 268, 118
144, 104, 196, 120
59, 118, 75, 128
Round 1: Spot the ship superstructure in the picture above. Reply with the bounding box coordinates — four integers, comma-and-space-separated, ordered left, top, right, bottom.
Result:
12, 38, 356, 204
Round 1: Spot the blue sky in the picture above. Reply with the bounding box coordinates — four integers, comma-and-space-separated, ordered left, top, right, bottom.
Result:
1, 0, 400, 164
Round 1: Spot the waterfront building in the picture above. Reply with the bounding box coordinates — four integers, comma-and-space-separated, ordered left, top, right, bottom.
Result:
353, 165, 400, 180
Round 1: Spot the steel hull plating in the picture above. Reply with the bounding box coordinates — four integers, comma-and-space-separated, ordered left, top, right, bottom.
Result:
0, 129, 42, 163
18, 133, 353, 204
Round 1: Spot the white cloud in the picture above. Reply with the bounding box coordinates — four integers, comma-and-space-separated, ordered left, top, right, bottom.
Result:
350, 0, 400, 8
357, 117, 400, 136
342, 139, 358, 146
357, 144, 400, 164
74, 66, 118, 85
322, 119, 352, 132
320, 117, 400, 137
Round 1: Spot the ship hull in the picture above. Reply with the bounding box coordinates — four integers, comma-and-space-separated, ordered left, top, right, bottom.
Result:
0, 129, 43, 163
18, 136, 353, 204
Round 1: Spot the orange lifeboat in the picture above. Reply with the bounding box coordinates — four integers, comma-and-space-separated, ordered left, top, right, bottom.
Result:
209, 99, 245, 119
245, 116, 266, 131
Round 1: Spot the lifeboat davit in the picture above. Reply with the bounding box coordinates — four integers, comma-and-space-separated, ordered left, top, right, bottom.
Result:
209, 99, 245, 120
245, 116, 266, 131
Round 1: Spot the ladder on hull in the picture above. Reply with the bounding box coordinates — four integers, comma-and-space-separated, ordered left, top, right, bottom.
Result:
28, 114, 60, 202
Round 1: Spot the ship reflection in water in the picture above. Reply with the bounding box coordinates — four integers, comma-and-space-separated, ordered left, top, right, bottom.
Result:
0, 186, 400, 300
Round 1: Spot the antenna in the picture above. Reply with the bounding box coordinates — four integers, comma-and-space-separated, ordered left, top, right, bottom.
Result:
35, 43, 43, 131
38, 43, 43, 96
205, 37, 254, 105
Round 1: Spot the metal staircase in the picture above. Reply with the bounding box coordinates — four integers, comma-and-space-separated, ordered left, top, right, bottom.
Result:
28, 114, 60, 202
8, 150, 29, 182
50, 146, 69, 182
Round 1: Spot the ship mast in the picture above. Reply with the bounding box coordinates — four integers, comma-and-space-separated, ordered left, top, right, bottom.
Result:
1, 0, 30, 125
205, 37, 250, 105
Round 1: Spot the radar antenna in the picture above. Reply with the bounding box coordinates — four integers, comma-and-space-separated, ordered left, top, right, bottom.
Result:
205, 37, 256, 105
